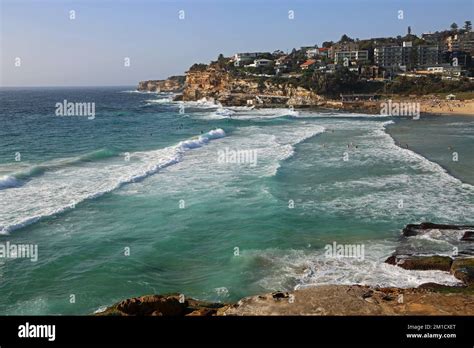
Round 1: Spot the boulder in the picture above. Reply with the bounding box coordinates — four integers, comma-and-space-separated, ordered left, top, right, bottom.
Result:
461, 231, 474, 241
116, 294, 187, 316
385, 254, 453, 271
97, 294, 228, 316
450, 258, 474, 285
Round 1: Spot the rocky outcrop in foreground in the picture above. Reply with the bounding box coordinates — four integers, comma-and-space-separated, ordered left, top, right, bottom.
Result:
97, 222, 474, 316
97, 294, 227, 316
385, 222, 474, 285
96, 285, 474, 316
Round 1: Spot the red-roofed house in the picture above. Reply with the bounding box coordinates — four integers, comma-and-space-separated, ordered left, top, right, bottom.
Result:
300, 59, 316, 70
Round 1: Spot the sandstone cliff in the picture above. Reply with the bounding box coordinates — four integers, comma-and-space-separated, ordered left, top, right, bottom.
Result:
181, 66, 324, 107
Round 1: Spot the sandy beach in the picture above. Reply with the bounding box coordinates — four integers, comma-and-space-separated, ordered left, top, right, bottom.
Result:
420, 99, 474, 116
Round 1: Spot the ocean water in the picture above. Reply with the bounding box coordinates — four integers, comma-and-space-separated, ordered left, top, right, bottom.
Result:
0, 87, 473, 315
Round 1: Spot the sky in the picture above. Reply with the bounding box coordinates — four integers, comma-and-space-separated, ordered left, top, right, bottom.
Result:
0, 0, 472, 87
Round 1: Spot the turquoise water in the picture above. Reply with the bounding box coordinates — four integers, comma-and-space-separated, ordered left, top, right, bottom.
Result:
0, 87, 473, 314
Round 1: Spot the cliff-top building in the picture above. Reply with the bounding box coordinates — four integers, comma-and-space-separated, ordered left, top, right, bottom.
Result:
328, 42, 359, 59
334, 50, 369, 65
374, 42, 441, 69
234, 52, 269, 67
446, 32, 474, 55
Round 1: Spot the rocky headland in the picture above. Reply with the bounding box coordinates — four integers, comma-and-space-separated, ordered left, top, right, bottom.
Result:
97, 222, 474, 316
137, 75, 185, 93
138, 67, 473, 115
139, 66, 324, 107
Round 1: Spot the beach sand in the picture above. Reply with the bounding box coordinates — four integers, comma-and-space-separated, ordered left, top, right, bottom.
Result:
420, 99, 474, 116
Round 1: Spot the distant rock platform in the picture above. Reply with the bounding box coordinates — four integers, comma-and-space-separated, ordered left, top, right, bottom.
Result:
137, 76, 185, 93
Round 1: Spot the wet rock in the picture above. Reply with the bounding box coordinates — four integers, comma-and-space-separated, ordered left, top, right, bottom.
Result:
402, 222, 474, 237
451, 258, 474, 285
417, 282, 464, 290
272, 291, 289, 300
461, 231, 474, 241
362, 290, 373, 299
116, 295, 186, 316
97, 294, 227, 316
385, 254, 453, 271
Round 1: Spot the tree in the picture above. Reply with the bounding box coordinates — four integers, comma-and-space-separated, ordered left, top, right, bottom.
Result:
339, 34, 354, 43
450, 22, 458, 31
189, 63, 208, 72
322, 41, 334, 48
464, 21, 472, 32
408, 26, 411, 35
216, 54, 227, 70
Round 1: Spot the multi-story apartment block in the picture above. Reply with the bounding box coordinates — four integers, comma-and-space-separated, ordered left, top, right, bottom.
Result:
328, 42, 359, 59
334, 50, 369, 65
374, 42, 441, 69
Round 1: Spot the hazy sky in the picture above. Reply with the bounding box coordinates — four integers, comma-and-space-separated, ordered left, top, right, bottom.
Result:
1, 0, 472, 87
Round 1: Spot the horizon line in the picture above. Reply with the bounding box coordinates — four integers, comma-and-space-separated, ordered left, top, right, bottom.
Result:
0, 85, 138, 88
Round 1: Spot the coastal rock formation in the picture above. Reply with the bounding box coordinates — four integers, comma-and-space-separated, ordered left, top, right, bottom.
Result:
99, 222, 474, 316
222, 285, 474, 316
385, 254, 453, 271
96, 294, 228, 316
137, 76, 185, 93
402, 222, 474, 237
181, 65, 323, 106
97, 285, 474, 316
386, 222, 474, 285
451, 258, 474, 285
461, 231, 474, 241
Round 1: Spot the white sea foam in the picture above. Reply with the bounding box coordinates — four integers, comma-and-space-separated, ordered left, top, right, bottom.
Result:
145, 97, 173, 104
0, 175, 21, 189
179, 97, 220, 109
214, 108, 235, 117
124, 122, 327, 201
292, 111, 393, 118
0, 129, 226, 234
194, 107, 303, 120
120, 90, 158, 94
295, 118, 474, 224
246, 242, 462, 291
